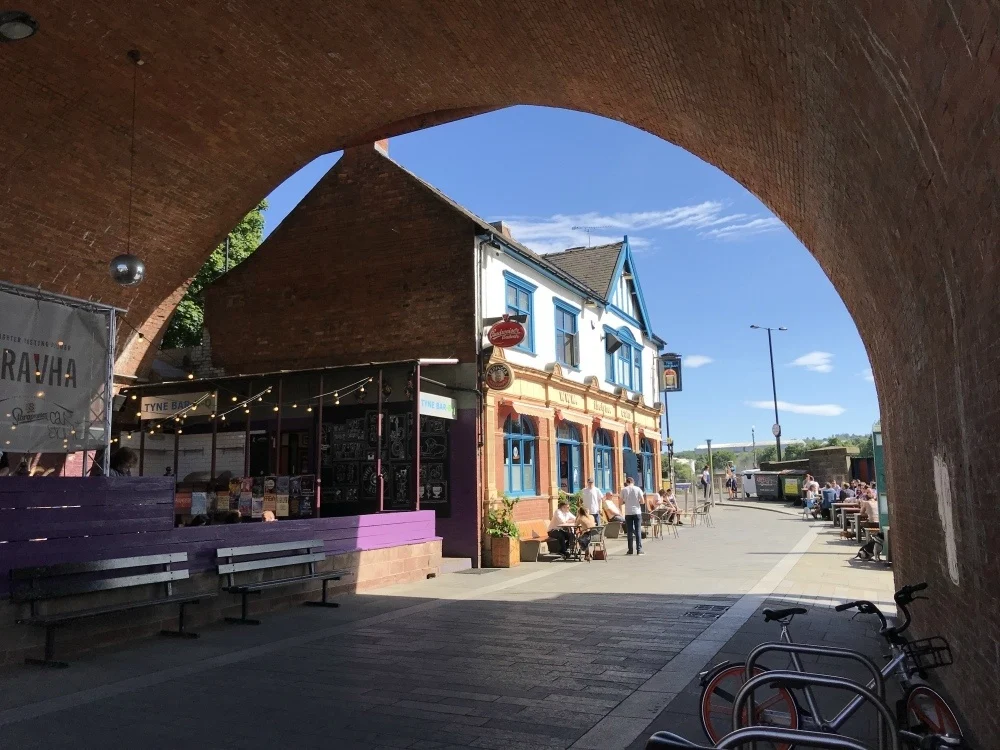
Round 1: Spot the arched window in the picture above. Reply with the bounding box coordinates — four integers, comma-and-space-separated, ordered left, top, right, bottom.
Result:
593, 428, 615, 493
622, 432, 637, 485
639, 437, 655, 491
503, 415, 536, 496
555, 422, 582, 493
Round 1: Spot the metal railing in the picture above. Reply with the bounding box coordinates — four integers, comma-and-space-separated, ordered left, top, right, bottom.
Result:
646, 727, 874, 749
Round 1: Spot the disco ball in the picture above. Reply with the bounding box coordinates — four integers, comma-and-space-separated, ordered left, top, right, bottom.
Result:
109, 254, 145, 286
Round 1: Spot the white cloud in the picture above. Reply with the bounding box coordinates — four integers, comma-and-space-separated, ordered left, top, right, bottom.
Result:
684, 355, 714, 368
500, 202, 783, 254
861, 368, 875, 382
746, 400, 846, 417
790, 351, 834, 373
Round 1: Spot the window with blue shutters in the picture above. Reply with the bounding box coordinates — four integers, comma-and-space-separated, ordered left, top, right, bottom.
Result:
504, 271, 535, 354
504, 415, 536, 496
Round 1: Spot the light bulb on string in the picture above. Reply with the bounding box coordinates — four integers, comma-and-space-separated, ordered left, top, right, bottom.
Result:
272, 406, 278, 412
221, 415, 226, 421
292, 403, 297, 409
307, 406, 313, 413
131, 394, 137, 400
232, 396, 238, 402
335, 399, 340, 406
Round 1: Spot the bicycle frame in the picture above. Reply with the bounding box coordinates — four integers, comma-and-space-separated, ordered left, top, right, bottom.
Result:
759, 619, 911, 735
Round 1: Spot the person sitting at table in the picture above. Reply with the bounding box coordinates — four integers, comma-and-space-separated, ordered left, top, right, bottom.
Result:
654, 488, 682, 525
602, 493, 625, 524
547, 500, 577, 558
575, 505, 597, 561
820, 482, 838, 519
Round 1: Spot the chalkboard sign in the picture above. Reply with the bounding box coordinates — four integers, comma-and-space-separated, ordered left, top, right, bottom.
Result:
419, 415, 451, 517
755, 473, 780, 498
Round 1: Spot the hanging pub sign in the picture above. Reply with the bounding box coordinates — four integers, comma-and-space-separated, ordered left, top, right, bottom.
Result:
140, 391, 215, 420
658, 353, 683, 393
484, 362, 514, 391
486, 314, 526, 348
0, 284, 113, 453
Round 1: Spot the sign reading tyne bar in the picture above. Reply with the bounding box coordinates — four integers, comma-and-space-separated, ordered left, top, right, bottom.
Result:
140, 392, 216, 420
418, 393, 457, 420
0, 287, 110, 453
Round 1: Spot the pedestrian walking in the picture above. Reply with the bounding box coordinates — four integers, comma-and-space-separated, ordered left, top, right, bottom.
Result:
700, 465, 711, 499
621, 477, 645, 555
581, 478, 603, 526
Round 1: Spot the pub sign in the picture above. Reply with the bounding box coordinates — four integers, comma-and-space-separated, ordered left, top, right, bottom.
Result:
658, 353, 682, 393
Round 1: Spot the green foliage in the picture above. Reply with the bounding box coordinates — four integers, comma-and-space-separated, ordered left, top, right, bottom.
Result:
669, 460, 693, 483
707, 450, 737, 471
487, 495, 520, 539
559, 490, 582, 514
161, 201, 267, 349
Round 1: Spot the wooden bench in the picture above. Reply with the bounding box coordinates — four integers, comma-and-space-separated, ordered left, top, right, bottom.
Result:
10, 552, 212, 667
217, 540, 348, 625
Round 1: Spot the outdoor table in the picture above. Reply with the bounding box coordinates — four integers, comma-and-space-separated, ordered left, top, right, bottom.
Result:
832, 502, 860, 527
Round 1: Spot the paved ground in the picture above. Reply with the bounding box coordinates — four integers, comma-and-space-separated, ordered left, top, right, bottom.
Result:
0, 502, 894, 750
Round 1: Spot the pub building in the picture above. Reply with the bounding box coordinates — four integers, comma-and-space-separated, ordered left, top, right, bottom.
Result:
154, 139, 668, 565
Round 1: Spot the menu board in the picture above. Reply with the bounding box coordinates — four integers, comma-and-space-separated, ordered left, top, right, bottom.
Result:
755, 473, 780, 498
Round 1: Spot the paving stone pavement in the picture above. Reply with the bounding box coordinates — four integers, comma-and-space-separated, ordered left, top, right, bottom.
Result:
0, 505, 893, 750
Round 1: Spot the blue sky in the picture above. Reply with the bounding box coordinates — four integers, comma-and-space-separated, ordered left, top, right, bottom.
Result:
263, 106, 879, 451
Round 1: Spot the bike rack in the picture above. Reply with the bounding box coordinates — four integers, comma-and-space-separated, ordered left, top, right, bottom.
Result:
645, 727, 874, 750
733, 670, 900, 750
744, 641, 887, 750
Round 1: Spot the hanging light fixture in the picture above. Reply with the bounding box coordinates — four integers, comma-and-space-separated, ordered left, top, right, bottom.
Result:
109, 50, 147, 286
0, 11, 38, 42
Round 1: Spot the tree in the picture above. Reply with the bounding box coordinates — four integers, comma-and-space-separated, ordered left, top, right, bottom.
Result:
756, 445, 778, 464
707, 449, 737, 471
669, 460, 694, 483
161, 201, 267, 349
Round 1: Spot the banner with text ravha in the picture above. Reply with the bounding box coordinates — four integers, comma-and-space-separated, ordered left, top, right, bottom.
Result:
0, 288, 110, 453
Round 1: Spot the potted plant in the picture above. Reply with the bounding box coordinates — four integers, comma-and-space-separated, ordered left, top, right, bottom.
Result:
487, 495, 520, 568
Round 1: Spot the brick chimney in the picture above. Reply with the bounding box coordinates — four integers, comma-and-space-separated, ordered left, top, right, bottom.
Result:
489, 220, 513, 239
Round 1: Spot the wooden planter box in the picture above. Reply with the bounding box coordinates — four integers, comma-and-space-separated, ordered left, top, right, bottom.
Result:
490, 536, 520, 568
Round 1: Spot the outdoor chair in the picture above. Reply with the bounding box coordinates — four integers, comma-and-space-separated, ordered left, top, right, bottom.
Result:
641, 511, 658, 539
588, 524, 610, 562
652, 507, 680, 538
692, 502, 715, 528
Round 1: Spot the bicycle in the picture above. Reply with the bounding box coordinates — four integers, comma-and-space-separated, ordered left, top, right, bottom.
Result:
698, 583, 963, 749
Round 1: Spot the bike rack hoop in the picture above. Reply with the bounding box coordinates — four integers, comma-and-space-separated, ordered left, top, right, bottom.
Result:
744, 642, 886, 701
733, 670, 900, 750
716, 726, 875, 749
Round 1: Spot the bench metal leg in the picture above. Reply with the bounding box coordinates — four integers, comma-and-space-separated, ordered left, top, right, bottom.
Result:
25, 626, 69, 668
303, 578, 340, 608
161, 601, 200, 639
225, 592, 261, 625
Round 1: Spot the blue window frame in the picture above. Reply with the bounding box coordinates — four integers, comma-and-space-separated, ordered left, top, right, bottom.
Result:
639, 437, 655, 492
593, 428, 615, 493
504, 414, 536, 496
605, 327, 642, 392
555, 422, 583, 493
503, 271, 536, 354
554, 300, 580, 368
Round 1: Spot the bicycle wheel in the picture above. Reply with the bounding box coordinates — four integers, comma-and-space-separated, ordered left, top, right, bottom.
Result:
700, 663, 798, 750
904, 685, 962, 739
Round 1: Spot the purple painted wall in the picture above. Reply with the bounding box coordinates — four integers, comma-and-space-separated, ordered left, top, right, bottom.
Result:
0, 477, 437, 593
434, 407, 479, 563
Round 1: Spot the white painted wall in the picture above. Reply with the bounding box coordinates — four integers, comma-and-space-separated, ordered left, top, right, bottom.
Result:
480, 243, 661, 406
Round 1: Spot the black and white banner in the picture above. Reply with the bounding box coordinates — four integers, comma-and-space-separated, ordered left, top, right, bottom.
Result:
0, 287, 111, 453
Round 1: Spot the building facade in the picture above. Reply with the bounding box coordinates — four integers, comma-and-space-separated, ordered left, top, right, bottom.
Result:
194, 141, 666, 563
479, 232, 666, 533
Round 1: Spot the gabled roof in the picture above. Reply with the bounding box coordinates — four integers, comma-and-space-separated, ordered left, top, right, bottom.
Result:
372, 148, 603, 299
545, 242, 623, 299
367, 146, 664, 346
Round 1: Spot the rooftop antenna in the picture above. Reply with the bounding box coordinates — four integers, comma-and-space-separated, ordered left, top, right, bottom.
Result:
571, 225, 614, 247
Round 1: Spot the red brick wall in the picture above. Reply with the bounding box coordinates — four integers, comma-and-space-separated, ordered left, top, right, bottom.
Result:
204, 145, 477, 373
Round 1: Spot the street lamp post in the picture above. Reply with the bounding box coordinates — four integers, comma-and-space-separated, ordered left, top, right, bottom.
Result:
750, 325, 787, 461
751, 425, 757, 468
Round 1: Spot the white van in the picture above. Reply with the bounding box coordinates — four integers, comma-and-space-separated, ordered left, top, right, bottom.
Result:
742, 469, 762, 498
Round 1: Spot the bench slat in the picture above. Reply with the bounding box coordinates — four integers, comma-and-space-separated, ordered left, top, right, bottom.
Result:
11, 569, 190, 602
225, 569, 347, 593
216, 540, 325, 558
217, 552, 326, 576
17, 591, 214, 626
10, 552, 189, 581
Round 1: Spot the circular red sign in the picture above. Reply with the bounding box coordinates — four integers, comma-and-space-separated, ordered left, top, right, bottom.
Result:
487, 319, 526, 348
484, 362, 514, 390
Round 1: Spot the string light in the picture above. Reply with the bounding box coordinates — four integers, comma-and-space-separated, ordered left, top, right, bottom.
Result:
187, 373, 194, 380
221, 415, 226, 421
131, 394, 137, 400
273, 406, 279, 412
307, 406, 312, 412
34, 369, 40, 377
177, 429, 182, 434
334, 399, 340, 406
232, 396, 238, 402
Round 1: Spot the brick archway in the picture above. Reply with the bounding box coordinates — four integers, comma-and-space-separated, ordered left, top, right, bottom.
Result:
2, 1, 998, 741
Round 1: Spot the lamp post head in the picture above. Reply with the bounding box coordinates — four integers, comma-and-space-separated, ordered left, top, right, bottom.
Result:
778, 326, 788, 331
749, 324, 760, 329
